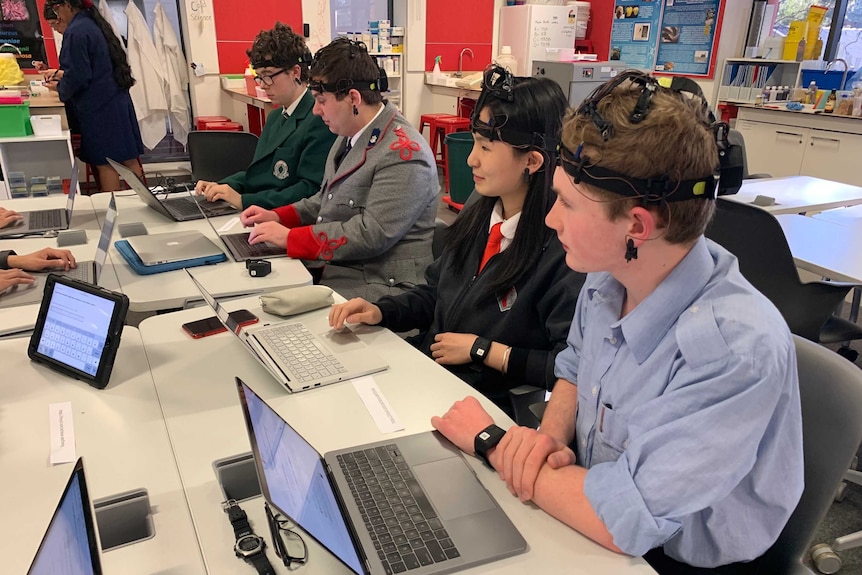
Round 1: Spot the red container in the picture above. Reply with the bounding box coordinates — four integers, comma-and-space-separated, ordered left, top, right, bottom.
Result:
195, 115, 230, 131
205, 121, 243, 131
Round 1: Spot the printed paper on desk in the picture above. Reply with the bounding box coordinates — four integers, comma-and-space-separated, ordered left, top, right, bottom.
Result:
49, 402, 77, 464
353, 377, 404, 433
217, 216, 240, 233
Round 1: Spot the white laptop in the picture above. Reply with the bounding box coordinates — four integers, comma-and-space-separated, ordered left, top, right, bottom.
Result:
0, 193, 118, 309
185, 269, 388, 392
126, 229, 223, 266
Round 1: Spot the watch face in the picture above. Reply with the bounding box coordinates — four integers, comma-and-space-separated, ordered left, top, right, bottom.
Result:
236, 534, 263, 556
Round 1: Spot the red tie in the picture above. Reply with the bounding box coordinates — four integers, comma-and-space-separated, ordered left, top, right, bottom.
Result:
478, 222, 504, 273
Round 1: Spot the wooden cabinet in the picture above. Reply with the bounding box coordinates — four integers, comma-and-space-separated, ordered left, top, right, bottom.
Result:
736, 107, 862, 187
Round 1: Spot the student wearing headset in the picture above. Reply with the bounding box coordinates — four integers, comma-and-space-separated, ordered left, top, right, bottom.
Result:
430, 73, 804, 574
240, 38, 439, 301
196, 23, 335, 210
329, 68, 584, 414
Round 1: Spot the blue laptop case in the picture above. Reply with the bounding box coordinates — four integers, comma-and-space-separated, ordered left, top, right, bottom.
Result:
114, 239, 227, 275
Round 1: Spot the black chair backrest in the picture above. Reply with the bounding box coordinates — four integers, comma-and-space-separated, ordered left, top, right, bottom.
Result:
188, 131, 259, 183
759, 335, 862, 571
705, 199, 850, 341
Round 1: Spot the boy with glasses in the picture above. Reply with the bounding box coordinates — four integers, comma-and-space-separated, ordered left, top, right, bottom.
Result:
196, 22, 335, 210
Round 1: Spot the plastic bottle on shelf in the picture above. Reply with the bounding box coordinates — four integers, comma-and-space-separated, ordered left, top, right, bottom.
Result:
494, 46, 518, 75
806, 80, 817, 105
824, 89, 837, 113
432, 55, 443, 82
393, 56, 400, 75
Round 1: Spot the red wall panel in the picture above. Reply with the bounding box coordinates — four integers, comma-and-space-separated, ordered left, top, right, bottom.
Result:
212, 0, 303, 73
425, 0, 494, 71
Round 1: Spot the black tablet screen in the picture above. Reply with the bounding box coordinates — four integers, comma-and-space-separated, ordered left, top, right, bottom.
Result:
36, 282, 116, 377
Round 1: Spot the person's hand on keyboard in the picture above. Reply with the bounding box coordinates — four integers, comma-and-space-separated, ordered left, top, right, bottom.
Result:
195, 181, 242, 209
240, 205, 280, 227
0, 207, 23, 229
0, 269, 35, 291
248, 221, 288, 248
8, 248, 77, 272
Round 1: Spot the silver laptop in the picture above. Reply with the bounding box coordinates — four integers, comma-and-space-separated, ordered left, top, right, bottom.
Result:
236, 378, 527, 575
186, 269, 388, 392
27, 457, 103, 575
0, 164, 78, 238
106, 157, 237, 222
127, 229, 223, 266
194, 195, 286, 262
0, 194, 118, 309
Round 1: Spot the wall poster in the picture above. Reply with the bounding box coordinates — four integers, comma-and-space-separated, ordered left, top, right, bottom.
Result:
0, 0, 47, 70
609, 0, 723, 78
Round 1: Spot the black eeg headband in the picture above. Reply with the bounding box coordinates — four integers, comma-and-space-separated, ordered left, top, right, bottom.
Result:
251, 50, 314, 71
307, 38, 388, 96
567, 70, 743, 202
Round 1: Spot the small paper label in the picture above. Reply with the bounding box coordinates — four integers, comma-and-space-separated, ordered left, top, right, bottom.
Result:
217, 216, 240, 233
49, 402, 76, 464
353, 377, 404, 434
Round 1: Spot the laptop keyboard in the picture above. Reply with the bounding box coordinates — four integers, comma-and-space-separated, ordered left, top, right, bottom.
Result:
29, 209, 65, 230
257, 323, 347, 383
222, 233, 284, 259
57, 264, 94, 283
338, 445, 461, 573
163, 197, 205, 218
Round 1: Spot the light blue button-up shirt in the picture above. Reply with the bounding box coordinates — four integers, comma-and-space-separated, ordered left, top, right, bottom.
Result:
554, 237, 803, 568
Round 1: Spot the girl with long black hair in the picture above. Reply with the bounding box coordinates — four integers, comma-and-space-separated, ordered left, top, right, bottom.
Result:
329, 67, 585, 414
43, 0, 143, 192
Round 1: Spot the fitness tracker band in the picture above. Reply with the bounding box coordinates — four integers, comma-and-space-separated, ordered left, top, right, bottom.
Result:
223, 499, 275, 575
470, 336, 492, 364
474, 424, 506, 468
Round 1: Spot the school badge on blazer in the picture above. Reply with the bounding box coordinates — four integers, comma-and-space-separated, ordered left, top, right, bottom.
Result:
273, 160, 289, 179
498, 287, 517, 312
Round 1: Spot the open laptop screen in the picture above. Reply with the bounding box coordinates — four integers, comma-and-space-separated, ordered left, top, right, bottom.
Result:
238, 379, 364, 574
28, 458, 102, 575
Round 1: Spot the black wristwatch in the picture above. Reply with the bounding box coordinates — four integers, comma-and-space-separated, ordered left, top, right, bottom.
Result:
223, 499, 275, 575
470, 336, 492, 364
474, 424, 506, 468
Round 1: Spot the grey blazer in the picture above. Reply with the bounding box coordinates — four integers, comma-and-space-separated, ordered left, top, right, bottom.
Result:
284, 101, 439, 301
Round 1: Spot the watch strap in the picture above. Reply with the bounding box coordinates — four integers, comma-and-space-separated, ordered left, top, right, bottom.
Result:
227, 503, 253, 539
470, 336, 492, 364
249, 549, 276, 575
474, 424, 506, 468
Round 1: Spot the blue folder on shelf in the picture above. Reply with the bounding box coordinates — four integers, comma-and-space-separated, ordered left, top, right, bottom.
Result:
115, 239, 227, 275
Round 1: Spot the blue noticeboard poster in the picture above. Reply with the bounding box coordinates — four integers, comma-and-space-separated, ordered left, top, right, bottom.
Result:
610, 0, 723, 78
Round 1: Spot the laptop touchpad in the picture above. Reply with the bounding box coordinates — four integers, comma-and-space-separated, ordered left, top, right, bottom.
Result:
319, 329, 365, 352
413, 458, 495, 521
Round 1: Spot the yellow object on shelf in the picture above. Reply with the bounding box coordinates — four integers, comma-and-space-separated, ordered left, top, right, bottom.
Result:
804, 6, 828, 60
783, 20, 808, 61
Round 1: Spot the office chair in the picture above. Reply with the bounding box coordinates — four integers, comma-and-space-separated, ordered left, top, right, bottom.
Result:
706, 199, 862, 360
432, 218, 449, 260
187, 130, 259, 183
760, 336, 862, 574
728, 129, 772, 180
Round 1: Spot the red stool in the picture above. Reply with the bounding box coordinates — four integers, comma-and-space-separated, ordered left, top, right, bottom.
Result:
205, 121, 243, 131
434, 116, 471, 186
418, 113, 456, 162
195, 115, 230, 131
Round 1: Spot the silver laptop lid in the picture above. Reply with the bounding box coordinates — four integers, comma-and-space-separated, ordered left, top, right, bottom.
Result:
66, 161, 78, 221
27, 457, 102, 575
126, 230, 222, 265
105, 157, 172, 217
93, 193, 118, 281
236, 377, 365, 574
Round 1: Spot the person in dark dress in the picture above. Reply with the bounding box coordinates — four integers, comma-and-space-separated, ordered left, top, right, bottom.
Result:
43, 0, 144, 192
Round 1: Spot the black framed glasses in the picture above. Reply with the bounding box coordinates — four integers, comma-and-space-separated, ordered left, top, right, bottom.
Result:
264, 502, 308, 569
254, 69, 287, 87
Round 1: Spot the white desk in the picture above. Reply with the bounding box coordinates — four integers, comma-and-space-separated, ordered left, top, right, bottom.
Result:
0, 327, 206, 574
724, 176, 862, 215
138, 297, 655, 574
0, 227, 123, 337
88, 193, 313, 312
776, 214, 862, 283
812, 203, 862, 226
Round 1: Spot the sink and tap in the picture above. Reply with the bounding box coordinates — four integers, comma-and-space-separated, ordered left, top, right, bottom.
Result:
454, 48, 474, 78
825, 58, 850, 90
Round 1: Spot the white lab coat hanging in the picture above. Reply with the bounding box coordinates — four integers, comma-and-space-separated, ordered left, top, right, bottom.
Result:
125, 0, 168, 150
153, 1, 190, 147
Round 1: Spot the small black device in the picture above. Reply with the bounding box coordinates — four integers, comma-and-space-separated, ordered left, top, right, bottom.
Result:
182, 309, 258, 339
474, 424, 507, 468
28, 274, 129, 390
223, 499, 275, 575
470, 336, 492, 364
246, 259, 272, 278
